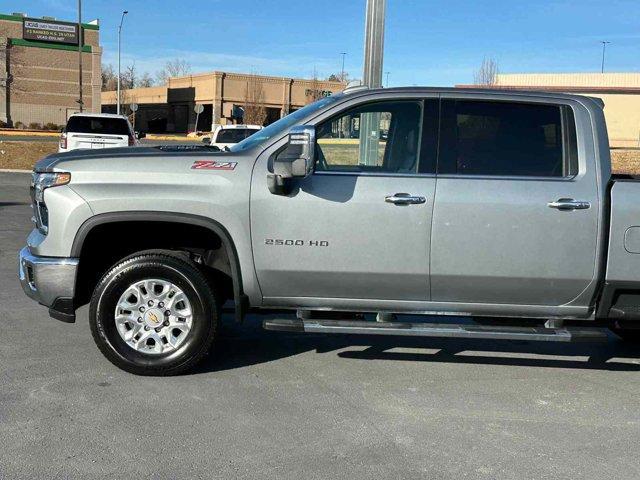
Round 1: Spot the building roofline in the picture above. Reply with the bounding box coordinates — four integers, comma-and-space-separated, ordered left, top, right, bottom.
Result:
455, 84, 640, 94
0, 12, 99, 29
166, 70, 345, 86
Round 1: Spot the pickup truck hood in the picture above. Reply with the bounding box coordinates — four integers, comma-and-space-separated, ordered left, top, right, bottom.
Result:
34, 145, 232, 173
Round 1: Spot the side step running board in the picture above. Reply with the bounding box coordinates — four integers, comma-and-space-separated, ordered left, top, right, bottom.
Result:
263, 318, 608, 343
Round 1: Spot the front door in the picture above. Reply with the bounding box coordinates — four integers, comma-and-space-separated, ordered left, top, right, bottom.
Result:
251, 98, 438, 303
430, 97, 600, 307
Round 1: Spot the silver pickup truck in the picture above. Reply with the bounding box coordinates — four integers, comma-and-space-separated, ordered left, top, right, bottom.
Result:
18, 86, 640, 375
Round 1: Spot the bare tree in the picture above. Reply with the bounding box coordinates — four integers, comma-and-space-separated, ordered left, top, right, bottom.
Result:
138, 72, 154, 88
120, 63, 136, 90
242, 75, 267, 126
474, 57, 499, 85
327, 72, 349, 83
101, 63, 118, 91
306, 69, 326, 104
156, 59, 191, 86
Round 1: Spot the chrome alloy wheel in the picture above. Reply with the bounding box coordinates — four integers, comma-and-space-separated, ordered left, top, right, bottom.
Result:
114, 279, 194, 355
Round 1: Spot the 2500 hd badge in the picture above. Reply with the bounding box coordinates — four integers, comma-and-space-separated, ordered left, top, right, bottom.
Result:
265, 239, 329, 247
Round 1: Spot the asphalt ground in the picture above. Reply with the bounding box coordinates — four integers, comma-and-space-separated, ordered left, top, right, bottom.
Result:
1, 171, 639, 479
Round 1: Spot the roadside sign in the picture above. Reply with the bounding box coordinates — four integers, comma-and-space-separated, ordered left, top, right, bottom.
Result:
194, 104, 205, 132
130, 103, 139, 112
23, 18, 79, 45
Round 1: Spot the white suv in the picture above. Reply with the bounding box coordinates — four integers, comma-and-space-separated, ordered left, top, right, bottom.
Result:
204, 124, 263, 150
59, 113, 139, 152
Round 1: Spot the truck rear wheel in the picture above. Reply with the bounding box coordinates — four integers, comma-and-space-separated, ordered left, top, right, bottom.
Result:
89, 253, 219, 375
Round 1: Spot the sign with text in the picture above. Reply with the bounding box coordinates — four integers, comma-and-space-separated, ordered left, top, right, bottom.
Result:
23, 18, 79, 45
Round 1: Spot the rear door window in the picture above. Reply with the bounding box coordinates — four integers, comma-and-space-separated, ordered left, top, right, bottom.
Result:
66, 117, 130, 135
438, 100, 577, 177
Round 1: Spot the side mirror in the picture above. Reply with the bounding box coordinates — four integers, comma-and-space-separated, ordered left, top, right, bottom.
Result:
135, 131, 146, 139
202, 136, 211, 145
268, 125, 315, 195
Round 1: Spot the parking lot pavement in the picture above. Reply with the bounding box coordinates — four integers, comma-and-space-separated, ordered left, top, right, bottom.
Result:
1, 171, 640, 479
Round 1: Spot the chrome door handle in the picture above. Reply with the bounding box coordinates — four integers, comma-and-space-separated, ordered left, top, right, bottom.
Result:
385, 193, 426, 205
547, 198, 591, 210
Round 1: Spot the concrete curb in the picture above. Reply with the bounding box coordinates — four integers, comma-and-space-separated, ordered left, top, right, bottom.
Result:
0, 130, 59, 137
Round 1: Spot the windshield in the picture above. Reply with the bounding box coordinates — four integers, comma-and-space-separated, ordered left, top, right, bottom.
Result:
230, 95, 342, 152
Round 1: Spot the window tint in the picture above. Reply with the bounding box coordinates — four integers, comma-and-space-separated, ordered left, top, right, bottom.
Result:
66, 116, 130, 135
439, 100, 574, 177
315, 101, 422, 174
216, 128, 260, 143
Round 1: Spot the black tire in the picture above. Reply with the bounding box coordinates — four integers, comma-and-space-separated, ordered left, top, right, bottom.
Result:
89, 252, 219, 375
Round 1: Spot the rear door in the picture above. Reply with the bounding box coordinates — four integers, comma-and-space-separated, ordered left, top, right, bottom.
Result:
66, 116, 130, 150
251, 97, 439, 304
430, 96, 600, 307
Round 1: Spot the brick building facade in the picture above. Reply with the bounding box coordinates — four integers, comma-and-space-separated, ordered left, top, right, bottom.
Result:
0, 12, 102, 128
102, 72, 344, 133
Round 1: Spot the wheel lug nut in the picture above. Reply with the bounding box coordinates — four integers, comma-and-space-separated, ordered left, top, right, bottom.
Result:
139, 306, 145, 312
164, 310, 171, 316
158, 302, 164, 308
144, 326, 150, 331
163, 320, 169, 326
155, 327, 162, 332
147, 300, 154, 307
137, 317, 142, 323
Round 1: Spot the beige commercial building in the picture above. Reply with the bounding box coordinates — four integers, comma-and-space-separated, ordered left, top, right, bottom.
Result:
0, 12, 102, 128
101, 72, 344, 133
459, 73, 640, 148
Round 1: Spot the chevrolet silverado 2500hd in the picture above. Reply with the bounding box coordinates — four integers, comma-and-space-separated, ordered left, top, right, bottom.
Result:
19, 86, 640, 375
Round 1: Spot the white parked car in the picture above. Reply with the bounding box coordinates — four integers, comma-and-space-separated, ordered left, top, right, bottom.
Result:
203, 124, 263, 150
59, 113, 141, 152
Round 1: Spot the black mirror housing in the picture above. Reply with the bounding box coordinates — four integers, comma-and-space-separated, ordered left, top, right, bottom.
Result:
268, 125, 315, 195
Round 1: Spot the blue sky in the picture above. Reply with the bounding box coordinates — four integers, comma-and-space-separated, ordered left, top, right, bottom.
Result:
5, 0, 640, 85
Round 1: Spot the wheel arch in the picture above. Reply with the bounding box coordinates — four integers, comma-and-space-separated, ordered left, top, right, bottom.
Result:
72, 211, 248, 322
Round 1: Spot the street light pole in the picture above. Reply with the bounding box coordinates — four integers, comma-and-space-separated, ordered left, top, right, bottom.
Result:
77, 0, 83, 112
385, 71, 390, 87
601, 41, 611, 73
360, 0, 386, 166
362, 0, 386, 88
340, 52, 347, 83
117, 10, 128, 115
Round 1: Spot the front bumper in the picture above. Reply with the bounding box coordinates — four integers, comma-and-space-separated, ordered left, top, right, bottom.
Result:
18, 247, 79, 323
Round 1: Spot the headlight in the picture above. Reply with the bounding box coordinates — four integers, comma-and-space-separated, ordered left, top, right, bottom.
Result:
31, 172, 71, 203
30, 172, 70, 234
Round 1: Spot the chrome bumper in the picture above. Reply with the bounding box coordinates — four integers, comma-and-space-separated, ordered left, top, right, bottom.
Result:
18, 247, 79, 322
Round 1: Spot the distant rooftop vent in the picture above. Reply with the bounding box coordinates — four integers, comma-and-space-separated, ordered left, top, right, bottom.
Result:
12, 12, 27, 17
42, 16, 56, 21
343, 80, 369, 94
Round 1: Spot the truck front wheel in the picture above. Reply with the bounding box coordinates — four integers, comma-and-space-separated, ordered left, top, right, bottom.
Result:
89, 253, 219, 375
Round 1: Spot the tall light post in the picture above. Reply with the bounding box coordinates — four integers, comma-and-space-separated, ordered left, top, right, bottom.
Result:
340, 52, 347, 83
385, 71, 390, 87
77, 0, 83, 112
601, 41, 611, 73
360, 0, 386, 166
362, 0, 386, 88
117, 10, 128, 115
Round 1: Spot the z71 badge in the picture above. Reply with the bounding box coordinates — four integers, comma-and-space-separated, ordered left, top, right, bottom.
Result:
191, 160, 237, 170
